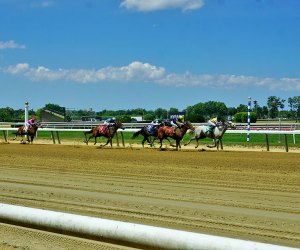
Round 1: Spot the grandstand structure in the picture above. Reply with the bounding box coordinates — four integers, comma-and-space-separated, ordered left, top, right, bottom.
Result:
41, 107, 66, 122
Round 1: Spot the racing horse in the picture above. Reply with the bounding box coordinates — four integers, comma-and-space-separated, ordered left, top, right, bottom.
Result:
131, 121, 172, 148
84, 121, 124, 147
13, 122, 43, 144
184, 121, 236, 150
152, 121, 194, 151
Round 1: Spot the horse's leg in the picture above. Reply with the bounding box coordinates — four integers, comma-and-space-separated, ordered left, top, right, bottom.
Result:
159, 138, 163, 149
207, 138, 217, 148
176, 139, 180, 150
184, 137, 196, 146
94, 135, 98, 145
165, 137, 173, 146
102, 139, 110, 147
220, 139, 223, 150
13, 133, 18, 140
151, 137, 157, 147
141, 137, 147, 148
100, 136, 110, 147
195, 138, 200, 148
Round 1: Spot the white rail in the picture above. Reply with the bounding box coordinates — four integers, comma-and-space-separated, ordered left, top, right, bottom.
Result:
0, 203, 297, 250
1, 127, 299, 152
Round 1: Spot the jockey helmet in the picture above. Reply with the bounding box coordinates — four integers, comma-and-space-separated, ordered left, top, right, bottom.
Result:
178, 115, 184, 122
32, 117, 36, 121
210, 117, 217, 123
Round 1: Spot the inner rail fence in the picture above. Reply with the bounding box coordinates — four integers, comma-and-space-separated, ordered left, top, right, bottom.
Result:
1, 123, 300, 152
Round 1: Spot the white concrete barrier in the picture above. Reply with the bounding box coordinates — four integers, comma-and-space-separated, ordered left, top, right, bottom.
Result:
0, 203, 298, 250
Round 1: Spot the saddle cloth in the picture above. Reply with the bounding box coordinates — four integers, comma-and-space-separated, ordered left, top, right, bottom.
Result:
98, 125, 107, 134
165, 127, 175, 137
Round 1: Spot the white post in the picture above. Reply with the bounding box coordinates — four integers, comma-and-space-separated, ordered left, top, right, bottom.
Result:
24, 101, 29, 130
247, 97, 251, 142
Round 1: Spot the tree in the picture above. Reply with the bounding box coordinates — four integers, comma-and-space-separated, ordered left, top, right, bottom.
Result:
154, 108, 167, 120
143, 113, 155, 121
267, 96, 284, 119
288, 96, 300, 120
169, 107, 179, 113
234, 112, 257, 123
236, 104, 248, 113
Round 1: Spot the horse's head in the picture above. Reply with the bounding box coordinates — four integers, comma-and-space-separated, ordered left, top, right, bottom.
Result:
183, 121, 194, 131
115, 121, 124, 130
36, 122, 43, 128
225, 121, 236, 130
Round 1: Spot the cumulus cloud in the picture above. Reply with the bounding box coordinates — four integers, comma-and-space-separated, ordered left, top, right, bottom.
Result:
2, 61, 300, 91
120, 0, 205, 12
2, 61, 166, 84
30, 1, 53, 8
0, 40, 26, 50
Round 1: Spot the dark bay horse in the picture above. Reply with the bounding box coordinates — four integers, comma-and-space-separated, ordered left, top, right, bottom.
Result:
152, 121, 194, 151
184, 121, 236, 150
131, 121, 172, 148
13, 122, 43, 144
84, 121, 124, 147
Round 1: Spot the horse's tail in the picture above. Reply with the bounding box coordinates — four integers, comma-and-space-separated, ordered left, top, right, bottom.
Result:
131, 129, 141, 139
84, 129, 93, 135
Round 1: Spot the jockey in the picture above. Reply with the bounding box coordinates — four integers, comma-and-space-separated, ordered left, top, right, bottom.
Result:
207, 117, 220, 137
171, 115, 184, 134
151, 119, 160, 125
25, 117, 36, 132
104, 117, 116, 127
171, 115, 184, 128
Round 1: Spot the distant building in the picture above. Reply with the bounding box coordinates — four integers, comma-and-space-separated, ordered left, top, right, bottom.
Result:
131, 116, 143, 122
41, 107, 66, 122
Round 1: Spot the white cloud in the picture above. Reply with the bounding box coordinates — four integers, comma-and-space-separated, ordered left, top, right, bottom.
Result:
0, 40, 26, 50
30, 1, 53, 8
120, 0, 205, 12
2, 61, 300, 91
2, 61, 166, 84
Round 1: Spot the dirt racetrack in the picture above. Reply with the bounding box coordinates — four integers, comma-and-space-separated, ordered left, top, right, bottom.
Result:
0, 142, 299, 249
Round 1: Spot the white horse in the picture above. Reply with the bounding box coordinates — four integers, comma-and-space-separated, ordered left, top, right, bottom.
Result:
184, 121, 235, 150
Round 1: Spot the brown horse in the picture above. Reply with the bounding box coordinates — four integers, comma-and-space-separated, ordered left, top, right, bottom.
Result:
152, 121, 194, 150
84, 121, 124, 147
131, 121, 172, 148
13, 122, 43, 144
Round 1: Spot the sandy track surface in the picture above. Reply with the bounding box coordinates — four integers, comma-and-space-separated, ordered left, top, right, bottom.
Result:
0, 143, 299, 249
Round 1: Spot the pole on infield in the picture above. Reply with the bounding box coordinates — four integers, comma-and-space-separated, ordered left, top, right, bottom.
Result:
247, 97, 251, 142
25, 101, 29, 129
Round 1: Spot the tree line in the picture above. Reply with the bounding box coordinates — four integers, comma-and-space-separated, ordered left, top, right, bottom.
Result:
0, 95, 299, 123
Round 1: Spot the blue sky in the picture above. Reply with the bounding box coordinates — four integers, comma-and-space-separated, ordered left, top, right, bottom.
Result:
0, 0, 299, 111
